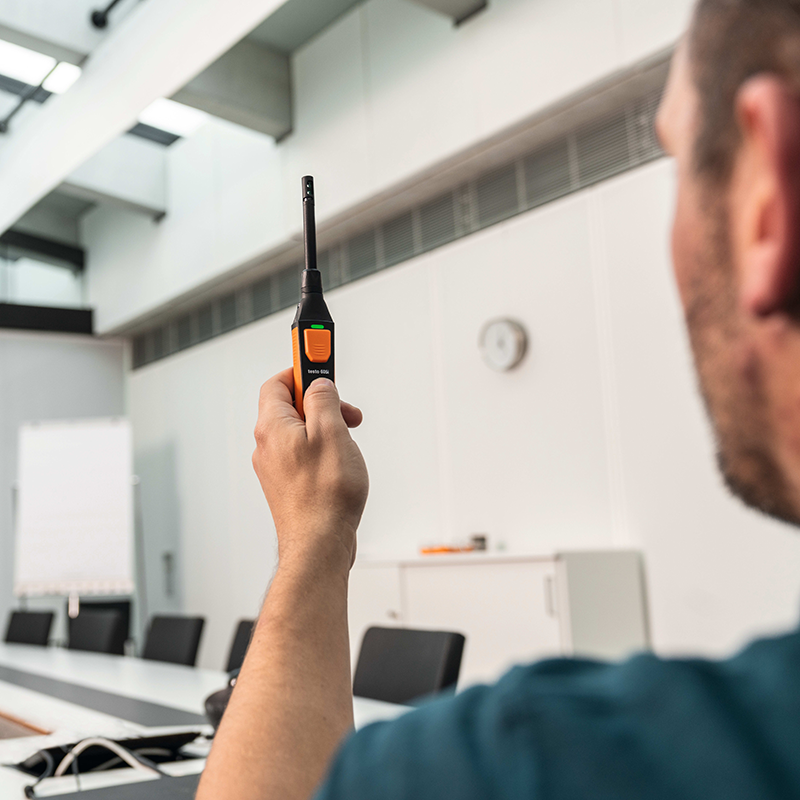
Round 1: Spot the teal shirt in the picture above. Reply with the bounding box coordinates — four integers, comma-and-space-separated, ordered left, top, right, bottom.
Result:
315, 629, 800, 799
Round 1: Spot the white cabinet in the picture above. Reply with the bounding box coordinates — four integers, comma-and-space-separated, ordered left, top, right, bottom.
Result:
402, 560, 561, 684
348, 551, 649, 687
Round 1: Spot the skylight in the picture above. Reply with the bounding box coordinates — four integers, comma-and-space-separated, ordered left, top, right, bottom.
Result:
42, 62, 82, 94
138, 98, 209, 137
0, 39, 56, 86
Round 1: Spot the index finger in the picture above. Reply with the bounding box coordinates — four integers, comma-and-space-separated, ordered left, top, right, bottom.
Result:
258, 368, 301, 422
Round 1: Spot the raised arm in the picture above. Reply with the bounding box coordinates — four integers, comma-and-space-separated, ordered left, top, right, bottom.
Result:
196, 369, 368, 800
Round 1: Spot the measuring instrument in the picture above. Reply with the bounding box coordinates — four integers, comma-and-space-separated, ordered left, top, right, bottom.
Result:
292, 176, 334, 420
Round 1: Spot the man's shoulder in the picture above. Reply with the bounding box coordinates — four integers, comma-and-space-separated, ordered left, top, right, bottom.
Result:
318, 628, 800, 800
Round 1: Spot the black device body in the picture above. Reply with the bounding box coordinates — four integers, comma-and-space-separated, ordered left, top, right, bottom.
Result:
292, 176, 334, 419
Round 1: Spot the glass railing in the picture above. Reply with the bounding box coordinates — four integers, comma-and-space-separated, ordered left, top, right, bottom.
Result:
0, 256, 85, 309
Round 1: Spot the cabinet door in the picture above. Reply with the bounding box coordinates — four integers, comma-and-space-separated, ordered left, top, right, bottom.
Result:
348, 564, 403, 669
402, 561, 562, 686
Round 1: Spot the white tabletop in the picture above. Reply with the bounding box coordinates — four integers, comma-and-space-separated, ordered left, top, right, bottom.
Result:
0, 642, 225, 714
0, 643, 408, 797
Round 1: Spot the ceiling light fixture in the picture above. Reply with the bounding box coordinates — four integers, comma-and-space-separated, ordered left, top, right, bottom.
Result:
138, 98, 209, 138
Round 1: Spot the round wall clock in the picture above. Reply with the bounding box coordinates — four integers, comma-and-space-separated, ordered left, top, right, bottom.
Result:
479, 318, 527, 372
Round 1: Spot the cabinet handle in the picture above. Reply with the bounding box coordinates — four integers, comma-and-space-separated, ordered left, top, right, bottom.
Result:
544, 576, 557, 618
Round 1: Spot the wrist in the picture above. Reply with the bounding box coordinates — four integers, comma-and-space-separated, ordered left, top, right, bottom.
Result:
276, 523, 356, 578
261, 537, 352, 632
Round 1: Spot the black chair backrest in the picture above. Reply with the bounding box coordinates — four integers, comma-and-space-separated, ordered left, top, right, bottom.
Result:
68, 609, 126, 654
353, 626, 466, 705
225, 619, 255, 673
142, 615, 205, 667
69, 600, 131, 653
4, 611, 54, 646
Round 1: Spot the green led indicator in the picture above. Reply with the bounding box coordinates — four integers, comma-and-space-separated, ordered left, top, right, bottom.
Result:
311, 324, 325, 329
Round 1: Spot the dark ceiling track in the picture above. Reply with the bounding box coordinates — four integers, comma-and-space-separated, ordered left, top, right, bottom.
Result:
0, 229, 86, 271
0, 75, 50, 104
90, 0, 126, 29
0, 62, 57, 134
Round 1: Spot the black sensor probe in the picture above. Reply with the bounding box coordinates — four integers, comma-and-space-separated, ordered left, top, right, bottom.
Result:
292, 176, 335, 419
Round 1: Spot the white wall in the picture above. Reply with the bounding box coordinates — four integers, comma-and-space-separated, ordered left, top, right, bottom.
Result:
0, 331, 126, 641
84, 120, 284, 332
84, 0, 695, 333
128, 159, 800, 670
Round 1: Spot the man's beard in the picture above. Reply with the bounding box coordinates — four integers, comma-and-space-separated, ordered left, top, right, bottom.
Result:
685, 203, 799, 526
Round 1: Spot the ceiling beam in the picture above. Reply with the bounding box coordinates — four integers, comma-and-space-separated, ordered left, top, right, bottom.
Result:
172, 39, 291, 139
0, 0, 144, 64
0, 22, 86, 66
247, 0, 364, 53
60, 134, 167, 218
0, 0, 289, 237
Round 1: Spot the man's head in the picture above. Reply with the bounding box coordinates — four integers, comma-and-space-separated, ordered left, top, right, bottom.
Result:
657, 0, 800, 524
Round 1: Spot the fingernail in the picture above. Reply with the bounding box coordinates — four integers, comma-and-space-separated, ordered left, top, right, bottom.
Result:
311, 378, 335, 389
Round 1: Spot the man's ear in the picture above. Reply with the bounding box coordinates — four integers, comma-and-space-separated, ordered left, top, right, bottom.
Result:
734, 75, 800, 317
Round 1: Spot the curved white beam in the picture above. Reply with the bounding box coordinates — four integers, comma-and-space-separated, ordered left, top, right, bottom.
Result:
0, 0, 287, 236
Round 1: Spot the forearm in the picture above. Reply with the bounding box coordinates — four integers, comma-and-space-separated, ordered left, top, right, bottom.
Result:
202, 371, 368, 799
197, 543, 354, 800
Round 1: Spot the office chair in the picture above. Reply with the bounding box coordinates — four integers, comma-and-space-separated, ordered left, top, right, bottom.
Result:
225, 619, 255, 673
70, 600, 131, 654
68, 609, 126, 654
142, 615, 205, 667
4, 611, 54, 646
353, 626, 466, 705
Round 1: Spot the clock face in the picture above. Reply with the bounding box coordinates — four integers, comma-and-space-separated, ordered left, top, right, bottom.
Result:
479, 319, 527, 372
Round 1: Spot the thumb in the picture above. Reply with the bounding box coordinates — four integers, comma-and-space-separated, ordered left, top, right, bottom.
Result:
303, 379, 346, 436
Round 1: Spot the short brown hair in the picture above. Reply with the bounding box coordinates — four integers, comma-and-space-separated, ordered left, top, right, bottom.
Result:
690, 0, 800, 182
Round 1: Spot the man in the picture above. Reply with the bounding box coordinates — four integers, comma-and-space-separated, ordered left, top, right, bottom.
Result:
198, 0, 800, 796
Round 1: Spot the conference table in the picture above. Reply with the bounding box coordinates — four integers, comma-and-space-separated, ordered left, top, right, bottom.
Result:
0, 643, 408, 798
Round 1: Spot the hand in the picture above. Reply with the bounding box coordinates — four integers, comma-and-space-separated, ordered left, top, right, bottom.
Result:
253, 369, 368, 572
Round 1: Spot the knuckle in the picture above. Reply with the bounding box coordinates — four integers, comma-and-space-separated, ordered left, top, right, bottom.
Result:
253, 422, 269, 446
306, 380, 337, 400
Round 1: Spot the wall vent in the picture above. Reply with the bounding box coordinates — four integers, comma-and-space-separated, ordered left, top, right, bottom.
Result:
131, 83, 664, 369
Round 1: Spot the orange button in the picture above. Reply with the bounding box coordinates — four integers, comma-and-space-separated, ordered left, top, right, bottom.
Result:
304, 328, 331, 363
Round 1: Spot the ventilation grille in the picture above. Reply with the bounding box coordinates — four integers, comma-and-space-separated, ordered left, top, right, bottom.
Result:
132, 86, 664, 369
